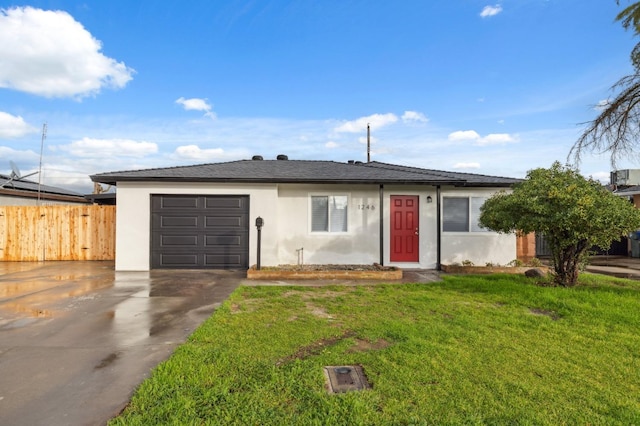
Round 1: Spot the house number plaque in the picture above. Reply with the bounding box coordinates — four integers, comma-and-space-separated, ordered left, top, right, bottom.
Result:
357, 204, 375, 210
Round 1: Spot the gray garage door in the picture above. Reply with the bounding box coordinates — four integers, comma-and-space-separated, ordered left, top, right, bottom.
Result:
151, 195, 249, 269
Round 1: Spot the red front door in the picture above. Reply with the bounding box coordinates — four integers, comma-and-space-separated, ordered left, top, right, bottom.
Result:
390, 195, 419, 262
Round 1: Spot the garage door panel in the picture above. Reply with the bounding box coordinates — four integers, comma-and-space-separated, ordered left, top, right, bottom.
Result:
151, 195, 249, 269
204, 197, 244, 209
160, 235, 200, 246
204, 254, 244, 268
158, 254, 200, 266
205, 235, 245, 246
160, 216, 199, 228
155, 196, 200, 209
205, 216, 244, 228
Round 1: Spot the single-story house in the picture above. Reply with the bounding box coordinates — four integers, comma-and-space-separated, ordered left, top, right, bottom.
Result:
0, 174, 89, 206
90, 156, 521, 271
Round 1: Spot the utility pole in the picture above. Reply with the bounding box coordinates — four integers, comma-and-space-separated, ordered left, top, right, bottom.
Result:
367, 123, 370, 163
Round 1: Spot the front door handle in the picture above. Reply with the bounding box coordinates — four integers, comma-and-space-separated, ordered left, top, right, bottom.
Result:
415, 228, 419, 235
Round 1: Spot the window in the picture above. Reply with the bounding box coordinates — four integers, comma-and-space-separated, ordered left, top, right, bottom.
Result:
311, 195, 348, 232
443, 196, 489, 232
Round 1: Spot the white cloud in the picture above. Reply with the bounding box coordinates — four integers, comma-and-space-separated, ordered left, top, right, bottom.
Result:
453, 162, 481, 169
448, 130, 481, 141
594, 99, 610, 111
477, 133, 518, 146
56, 138, 157, 158
0, 112, 37, 138
0, 7, 134, 98
448, 130, 518, 146
0, 146, 39, 163
334, 113, 398, 133
325, 141, 339, 148
176, 97, 216, 119
589, 171, 611, 183
402, 110, 428, 123
480, 5, 503, 18
172, 145, 227, 161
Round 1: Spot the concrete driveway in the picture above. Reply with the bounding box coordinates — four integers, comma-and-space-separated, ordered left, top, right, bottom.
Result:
0, 261, 242, 426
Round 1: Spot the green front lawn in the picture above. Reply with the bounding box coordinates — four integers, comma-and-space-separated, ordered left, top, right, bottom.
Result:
111, 274, 640, 425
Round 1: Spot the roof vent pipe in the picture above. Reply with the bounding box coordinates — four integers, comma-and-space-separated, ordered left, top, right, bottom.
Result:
348, 160, 355, 164
252, 155, 264, 161
276, 154, 288, 160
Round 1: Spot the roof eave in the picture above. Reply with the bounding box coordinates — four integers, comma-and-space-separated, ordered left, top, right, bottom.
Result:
89, 175, 516, 186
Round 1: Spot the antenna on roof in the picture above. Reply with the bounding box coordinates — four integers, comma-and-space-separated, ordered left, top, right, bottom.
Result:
0, 160, 39, 188
367, 123, 371, 163
10, 161, 21, 180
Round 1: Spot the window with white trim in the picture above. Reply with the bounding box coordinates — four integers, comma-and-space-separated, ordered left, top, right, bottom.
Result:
443, 196, 489, 232
311, 195, 348, 232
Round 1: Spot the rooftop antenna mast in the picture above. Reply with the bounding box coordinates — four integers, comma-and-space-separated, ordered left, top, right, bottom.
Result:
37, 123, 47, 205
367, 123, 371, 163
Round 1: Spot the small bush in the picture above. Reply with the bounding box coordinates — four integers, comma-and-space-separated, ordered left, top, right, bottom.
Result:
527, 258, 543, 267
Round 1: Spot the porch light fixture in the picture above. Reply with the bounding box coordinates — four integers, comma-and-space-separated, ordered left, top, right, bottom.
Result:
426, 196, 433, 204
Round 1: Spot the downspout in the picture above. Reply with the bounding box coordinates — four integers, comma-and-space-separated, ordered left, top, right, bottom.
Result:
436, 185, 442, 271
379, 184, 384, 265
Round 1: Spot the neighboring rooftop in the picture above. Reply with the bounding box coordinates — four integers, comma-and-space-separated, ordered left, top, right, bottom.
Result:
91, 157, 520, 187
0, 174, 84, 197
614, 185, 640, 196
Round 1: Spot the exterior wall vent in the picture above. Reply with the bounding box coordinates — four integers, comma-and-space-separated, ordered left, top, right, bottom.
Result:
276, 154, 288, 160
252, 155, 264, 161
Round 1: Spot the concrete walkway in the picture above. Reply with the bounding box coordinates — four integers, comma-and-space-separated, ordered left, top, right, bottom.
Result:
587, 255, 640, 280
0, 262, 242, 426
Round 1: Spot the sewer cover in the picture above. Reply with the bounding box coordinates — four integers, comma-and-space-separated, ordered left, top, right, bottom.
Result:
324, 365, 371, 394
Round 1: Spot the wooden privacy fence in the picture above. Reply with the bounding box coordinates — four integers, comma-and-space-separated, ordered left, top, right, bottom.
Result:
0, 205, 115, 261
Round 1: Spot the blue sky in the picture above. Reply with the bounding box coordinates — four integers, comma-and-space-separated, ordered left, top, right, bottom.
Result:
0, 1, 638, 192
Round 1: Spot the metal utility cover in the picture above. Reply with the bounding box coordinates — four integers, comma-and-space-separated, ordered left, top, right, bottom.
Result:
324, 365, 370, 394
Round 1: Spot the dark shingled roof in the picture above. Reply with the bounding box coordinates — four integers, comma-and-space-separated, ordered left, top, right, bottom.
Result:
0, 174, 84, 197
614, 185, 640, 195
90, 159, 520, 187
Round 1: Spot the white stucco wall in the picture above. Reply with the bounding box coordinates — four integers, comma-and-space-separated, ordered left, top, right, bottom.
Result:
275, 184, 381, 265
114, 182, 516, 271
114, 182, 279, 271
438, 187, 516, 266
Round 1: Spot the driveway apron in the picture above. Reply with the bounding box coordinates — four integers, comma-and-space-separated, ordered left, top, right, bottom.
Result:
0, 261, 242, 426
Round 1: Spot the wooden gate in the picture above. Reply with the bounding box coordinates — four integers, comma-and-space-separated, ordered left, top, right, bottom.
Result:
0, 205, 115, 261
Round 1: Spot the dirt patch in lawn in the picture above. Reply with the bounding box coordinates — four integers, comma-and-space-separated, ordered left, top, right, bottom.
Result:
348, 338, 392, 353
529, 307, 561, 320
276, 331, 357, 366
